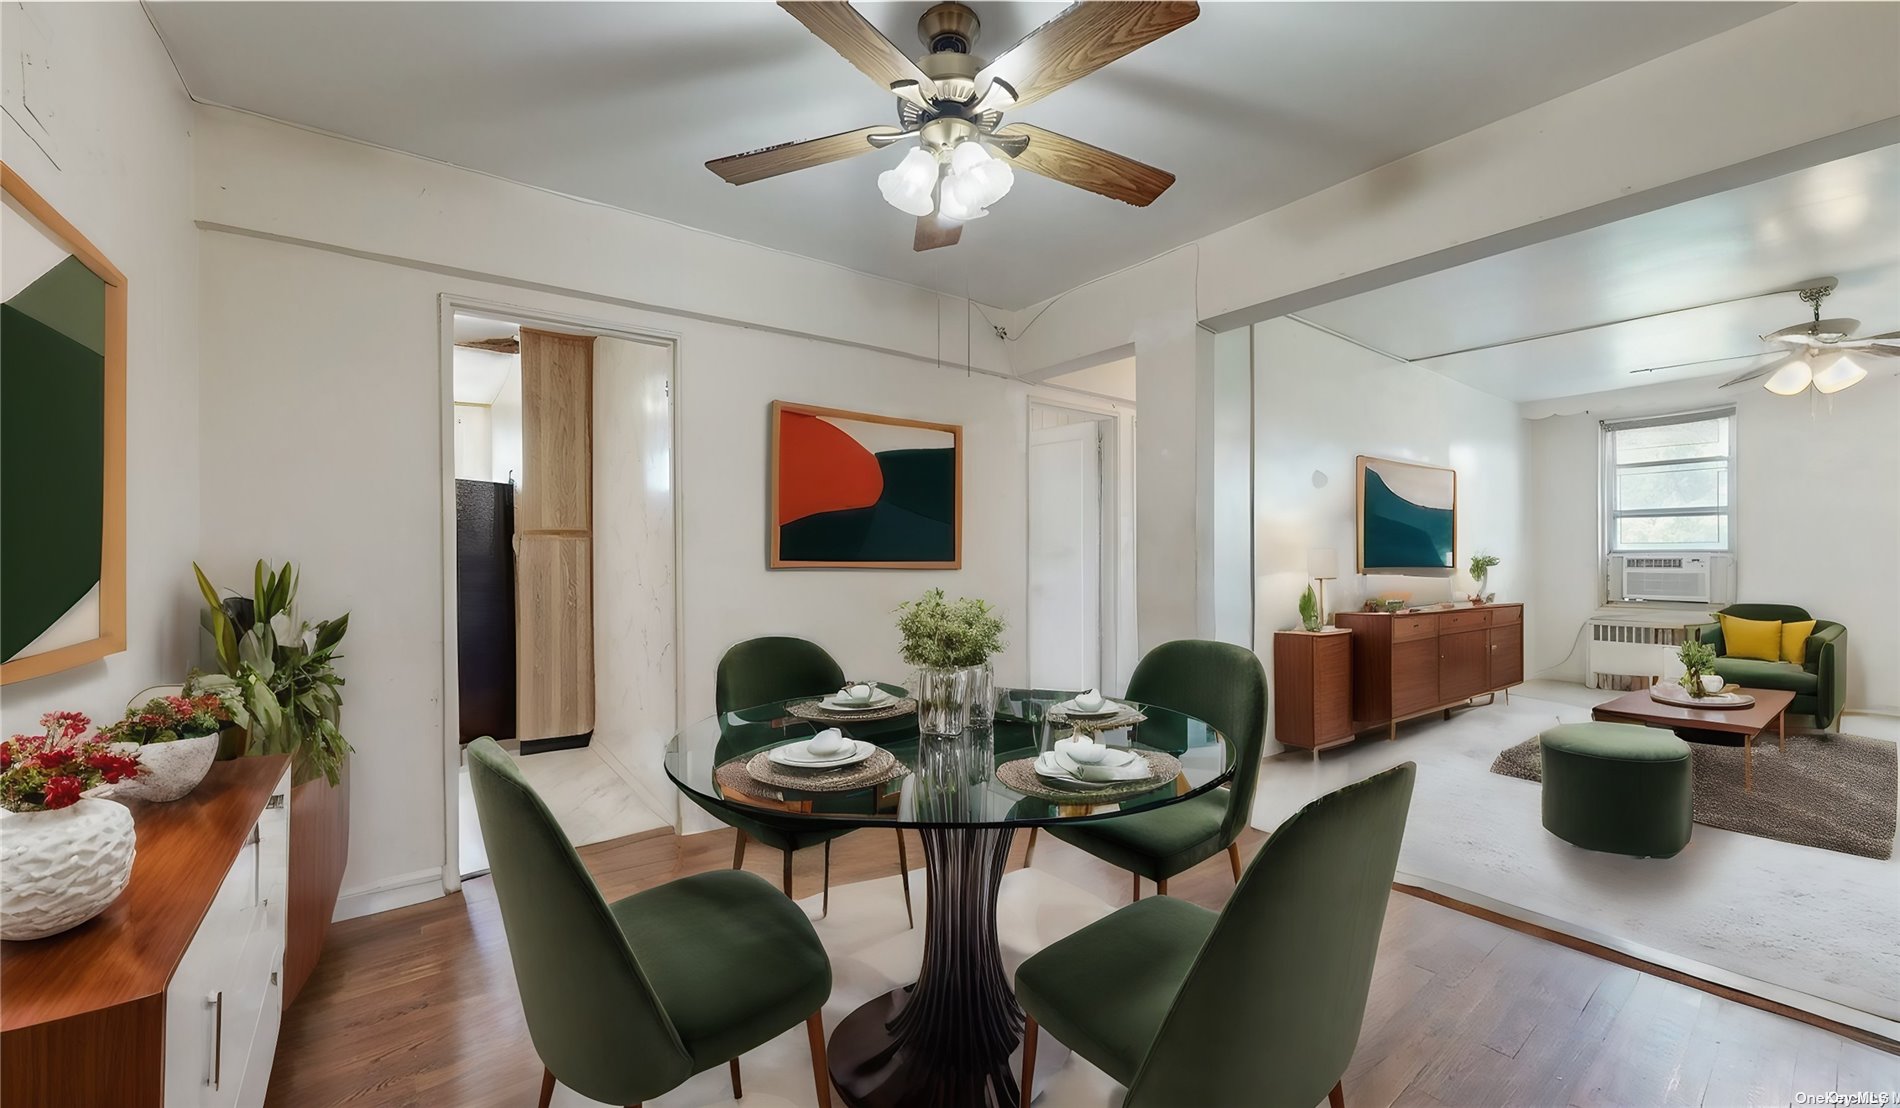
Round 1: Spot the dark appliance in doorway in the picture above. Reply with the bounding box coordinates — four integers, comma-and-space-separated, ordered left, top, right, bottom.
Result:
456, 479, 516, 743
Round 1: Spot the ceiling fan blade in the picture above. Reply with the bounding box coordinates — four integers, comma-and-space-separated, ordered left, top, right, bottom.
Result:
994, 123, 1175, 206
1836, 329, 1900, 346
914, 213, 962, 252
706, 126, 895, 185
778, 2, 935, 97
1718, 356, 1788, 388
976, 1, 1199, 111
1763, 317, 1860, 344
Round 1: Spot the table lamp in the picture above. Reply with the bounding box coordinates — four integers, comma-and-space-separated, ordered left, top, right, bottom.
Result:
1307, 547, 1338, 627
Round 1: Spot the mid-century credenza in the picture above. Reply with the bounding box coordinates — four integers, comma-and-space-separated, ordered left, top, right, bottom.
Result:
1331, 602, 1524, 740
2, 756, 291, 1108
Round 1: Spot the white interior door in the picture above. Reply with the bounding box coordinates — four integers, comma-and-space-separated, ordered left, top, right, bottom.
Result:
1028, 419, 1103, 690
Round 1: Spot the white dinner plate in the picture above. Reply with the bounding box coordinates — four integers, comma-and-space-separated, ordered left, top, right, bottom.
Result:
768, 739, 875, 769
818, 692, 896, 711
1052, 697, 1126, 718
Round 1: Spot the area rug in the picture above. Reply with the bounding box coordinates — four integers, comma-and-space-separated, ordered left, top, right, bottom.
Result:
1491, 732, 1897, 860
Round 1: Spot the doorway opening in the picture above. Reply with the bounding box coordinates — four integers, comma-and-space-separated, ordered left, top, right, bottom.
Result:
445, 308, 676, 880
1026, 401, 1119, 693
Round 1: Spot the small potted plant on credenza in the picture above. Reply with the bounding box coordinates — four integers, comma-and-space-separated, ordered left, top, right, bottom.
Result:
191, 560, 351, 1009
0, 713, 144, 940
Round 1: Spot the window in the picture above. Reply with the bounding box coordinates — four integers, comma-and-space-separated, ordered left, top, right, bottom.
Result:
1602, 409, 1734, 553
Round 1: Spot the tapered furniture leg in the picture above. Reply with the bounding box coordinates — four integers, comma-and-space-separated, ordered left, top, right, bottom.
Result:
806, 1012, 832, 1108
783, 849, 795, 897
1022, 827, 1038, 868
828, 827, 1022, 1107
822, 840, 832, 918
1227, 842, 1242, 882
732, 830, 747, 870
1329, 1079, 1345, 1108
895, 830, 914, 929
539, 1067, 555, 1108
1131, 872, 1141, 901
1156, 877, 1168, 896
1020, 1016, 1039, 1105
729, 1058, 743, 1099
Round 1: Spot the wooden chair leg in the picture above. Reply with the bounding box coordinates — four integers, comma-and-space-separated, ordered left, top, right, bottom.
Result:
729, 1057, 743, 1099
806, 1011, 833, 1108
1022, 827, 1038, 868
538, 1067, 556, 1108
1131, 872, 1141, 901
821, 840, 832, 918
1156, 877, 1168, 896
782, 848, 795, 898
1328, 1079, 1345, 1108
1228, 841, 1242, 882
732, 829, 748, 870
1020, 1015, 1039, 1105
895, 830, 914, 929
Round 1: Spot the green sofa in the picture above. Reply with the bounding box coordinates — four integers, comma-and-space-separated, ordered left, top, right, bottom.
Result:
1695, 604, 1846, 728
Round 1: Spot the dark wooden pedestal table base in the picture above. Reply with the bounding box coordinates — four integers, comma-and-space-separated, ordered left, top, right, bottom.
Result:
829, 826, 1023, 1108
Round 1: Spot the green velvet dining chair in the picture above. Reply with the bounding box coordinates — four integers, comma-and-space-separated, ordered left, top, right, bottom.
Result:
683, 636, 913, 924
1023, 639, 1268, 898
1015, 762, 1416, 1108
466, 738, 834, 1108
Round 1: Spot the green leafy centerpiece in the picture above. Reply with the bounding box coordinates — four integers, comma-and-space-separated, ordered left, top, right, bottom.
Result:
1677, 638, 1721, 699
1468, 552, 1501, 603
897, 588, 1006, 736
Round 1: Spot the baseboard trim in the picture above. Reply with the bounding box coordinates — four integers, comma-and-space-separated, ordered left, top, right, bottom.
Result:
1392, 880, 1900, 1055
333, 867, 446, 922
520, 731, 592, 755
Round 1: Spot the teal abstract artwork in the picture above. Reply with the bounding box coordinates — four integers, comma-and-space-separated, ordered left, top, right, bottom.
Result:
1358, 457, 1455, 572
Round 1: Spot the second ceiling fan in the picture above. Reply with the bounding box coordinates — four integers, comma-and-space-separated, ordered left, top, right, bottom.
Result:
707, 1, 1199, 251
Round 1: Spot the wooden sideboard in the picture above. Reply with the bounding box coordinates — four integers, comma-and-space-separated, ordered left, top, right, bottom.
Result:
1272, 628, 1356, 753
2, 756, 291, 1108
1332, 603, 1524, 740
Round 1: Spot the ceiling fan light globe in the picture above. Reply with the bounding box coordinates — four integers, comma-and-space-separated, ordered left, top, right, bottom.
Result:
1812, 352, 1868, 395
948, 139, 993, 175
937, 174, 989, 221
879, 147, 940, 217
1762, 355, 1815, 396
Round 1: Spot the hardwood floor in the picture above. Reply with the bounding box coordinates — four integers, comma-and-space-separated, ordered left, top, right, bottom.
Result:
267, 825, 1899, 1107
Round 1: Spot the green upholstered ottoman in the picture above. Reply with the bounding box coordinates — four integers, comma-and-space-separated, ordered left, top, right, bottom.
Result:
1540, 723, 1692, 858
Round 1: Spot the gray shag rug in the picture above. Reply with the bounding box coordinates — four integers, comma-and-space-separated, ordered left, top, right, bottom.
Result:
1492, 731, 1897, 860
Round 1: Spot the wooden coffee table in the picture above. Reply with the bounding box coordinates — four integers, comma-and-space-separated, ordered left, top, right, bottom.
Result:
1591, 686, 1794, 791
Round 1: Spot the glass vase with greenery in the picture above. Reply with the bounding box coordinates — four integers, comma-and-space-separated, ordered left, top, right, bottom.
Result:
1468, 552, 1501, 601
896, 588, 1006, 735
1298, 585, 1321, 631
1677, 638, 1719, 699
191, 561, 352, 786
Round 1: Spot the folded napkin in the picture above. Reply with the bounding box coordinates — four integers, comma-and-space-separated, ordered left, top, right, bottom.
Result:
1035, 748, 1152, 784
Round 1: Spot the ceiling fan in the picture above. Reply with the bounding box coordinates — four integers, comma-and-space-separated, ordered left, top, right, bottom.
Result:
1721, 278, 1899, 395
706, 1, 1198, 251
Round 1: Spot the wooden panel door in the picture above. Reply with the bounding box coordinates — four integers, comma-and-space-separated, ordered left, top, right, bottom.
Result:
1312, 633, 1354, 743
1391, 637, 1439, 716
1488, 622, 1524, 689
516, 329, 592, 533
1439, 628, 1489, 703
516, 535, 594, 739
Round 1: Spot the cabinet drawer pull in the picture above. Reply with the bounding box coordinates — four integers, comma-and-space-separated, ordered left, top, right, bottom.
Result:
266, 793, 286, 810
208, 990, 224, 1089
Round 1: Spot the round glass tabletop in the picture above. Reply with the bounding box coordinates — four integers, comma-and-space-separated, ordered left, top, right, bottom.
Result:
662, 685, 1234, 830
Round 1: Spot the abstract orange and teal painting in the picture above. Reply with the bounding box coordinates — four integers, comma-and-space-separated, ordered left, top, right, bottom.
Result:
770, 402, 960, 568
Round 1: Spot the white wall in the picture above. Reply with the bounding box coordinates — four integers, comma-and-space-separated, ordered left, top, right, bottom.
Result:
487, 359, 522, 485
0, 5, 201, 728
1250, 318, 1527, 749
1524, 375, 1900, 713
450, 404, 491, 480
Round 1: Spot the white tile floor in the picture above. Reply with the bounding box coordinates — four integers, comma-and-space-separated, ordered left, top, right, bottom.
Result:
1251, 679, 1900, 1038
458, 743, 669, 877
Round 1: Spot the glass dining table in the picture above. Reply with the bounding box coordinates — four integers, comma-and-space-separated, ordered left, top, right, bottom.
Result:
663, 686, 1234, 1108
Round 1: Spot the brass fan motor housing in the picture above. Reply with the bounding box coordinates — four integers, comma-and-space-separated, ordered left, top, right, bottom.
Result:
918, 3, 981, 53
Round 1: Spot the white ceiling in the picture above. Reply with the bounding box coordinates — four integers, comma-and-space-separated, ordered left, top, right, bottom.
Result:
147, 1, 1777, 308
1297, 144, 1900, 402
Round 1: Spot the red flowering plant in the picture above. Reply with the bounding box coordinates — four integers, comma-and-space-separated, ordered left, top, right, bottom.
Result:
0, 712, 143, 812
101, 693, 236, 747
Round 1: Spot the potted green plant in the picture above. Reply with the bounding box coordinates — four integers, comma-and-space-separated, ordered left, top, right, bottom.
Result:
1468, 552, 1501, 603
896, 588, 1006, 736
1677, 638, 1723, 698
190, 559, 352, 1007
0, 713, 144, 940
99, 691, 237, 802
1298, 584, 1321, 631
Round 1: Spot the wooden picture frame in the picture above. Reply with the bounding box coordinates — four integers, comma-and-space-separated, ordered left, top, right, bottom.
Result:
1355, 455, 1457, 576
1, 163, 127, 684
770, 401, 961, 569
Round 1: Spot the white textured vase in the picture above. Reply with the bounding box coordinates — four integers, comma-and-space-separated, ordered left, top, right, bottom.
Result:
1700, 674, 1725, 695
0, 799, 138, 940
107, 733, 218, 802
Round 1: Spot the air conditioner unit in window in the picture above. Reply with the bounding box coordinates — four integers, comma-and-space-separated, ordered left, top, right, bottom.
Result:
1609, 553, 1734, 604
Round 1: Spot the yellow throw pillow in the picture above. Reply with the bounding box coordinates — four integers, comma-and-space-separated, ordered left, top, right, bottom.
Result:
1719, 615, 1783, 662
1781, 620, 1816, 665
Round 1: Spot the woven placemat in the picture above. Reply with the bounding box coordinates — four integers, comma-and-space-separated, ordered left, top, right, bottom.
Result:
995, 750, 1182, 804
1049, 706, 1149, 734
785, 697, 918, 724
715, 746, 909, 801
